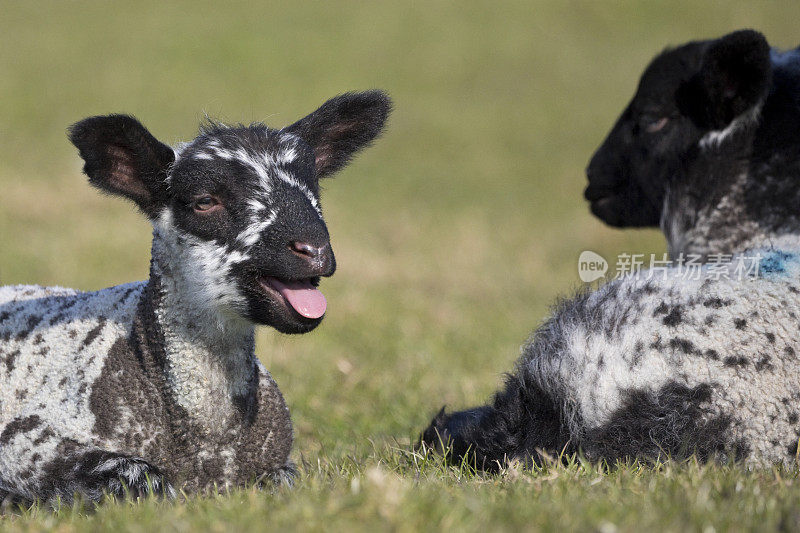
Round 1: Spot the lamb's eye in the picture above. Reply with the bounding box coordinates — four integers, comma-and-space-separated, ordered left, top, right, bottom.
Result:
645, 117, 669, 133
193, 196, 220, 212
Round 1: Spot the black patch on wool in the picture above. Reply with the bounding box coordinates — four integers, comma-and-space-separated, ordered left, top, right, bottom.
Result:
734, 318, 748, 330
670, 337, 697, 354
630, 340, 645, 368
585, 382, 749, 463
14, 314, 43, 341
0, 415, 42, 445
724, 355, 749, 367
3, 348, 19, 373
32, 427, 56, 446
89, 279, 177, 456
755, 354, 773, 372
662, 307, 684, 327
704, 298, 731, 309
80, 317, 106, 350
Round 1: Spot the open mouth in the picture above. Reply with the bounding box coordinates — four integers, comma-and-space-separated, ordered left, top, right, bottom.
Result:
258, 276, 327, 320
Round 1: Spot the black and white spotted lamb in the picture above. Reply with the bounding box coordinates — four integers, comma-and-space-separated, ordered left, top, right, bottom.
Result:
421, 31, 800, 469
0, 91, 391, 504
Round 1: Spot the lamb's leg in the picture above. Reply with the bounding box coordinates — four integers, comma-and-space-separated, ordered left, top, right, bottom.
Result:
419, 374, 569, 471
256, 461, 297, 488
41, 449, 175, 505
420, 404, 503, 469
0, 487, 31, 514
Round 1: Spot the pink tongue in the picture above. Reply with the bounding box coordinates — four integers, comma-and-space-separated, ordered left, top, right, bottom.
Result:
268, 278, 327, 319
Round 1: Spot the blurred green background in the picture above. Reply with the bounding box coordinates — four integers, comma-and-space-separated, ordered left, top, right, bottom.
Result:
4, 2, 800, 529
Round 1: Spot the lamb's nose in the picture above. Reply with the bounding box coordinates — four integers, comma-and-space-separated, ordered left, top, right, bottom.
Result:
289, 240, 336, 276
290, 241, 326, 259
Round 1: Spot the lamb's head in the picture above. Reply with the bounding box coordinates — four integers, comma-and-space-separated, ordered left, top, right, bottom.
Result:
68, 91, 392, 334
585, 30, 771, 229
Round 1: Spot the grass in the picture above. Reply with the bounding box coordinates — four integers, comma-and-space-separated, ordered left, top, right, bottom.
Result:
8, 455, 800, 532
3, 1, 800, 530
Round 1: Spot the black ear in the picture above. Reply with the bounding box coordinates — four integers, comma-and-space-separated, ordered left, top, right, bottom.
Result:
676, 29, 771, 130
418, 406, 451, 451
284, 91, 392, 178
68, 114, 175, 218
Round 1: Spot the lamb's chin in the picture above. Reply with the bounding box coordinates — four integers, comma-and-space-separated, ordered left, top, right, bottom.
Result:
236, 277, 322, 333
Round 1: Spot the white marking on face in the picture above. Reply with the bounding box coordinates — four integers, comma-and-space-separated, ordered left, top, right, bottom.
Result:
699, 103, 762, 150
237, 209, 278, 247
153, 210, 250, 320
277, 146, 297, 165
247, 197, 269, 213
195, 135, 321, 218
273, 168, 321, 215
208, 146, 234, 161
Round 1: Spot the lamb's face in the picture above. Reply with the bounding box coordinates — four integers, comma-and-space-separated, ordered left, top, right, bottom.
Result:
585, 30, 771, 229
585, 42, 706, 227
68, 91, 392, 334
160, 127, 335, 333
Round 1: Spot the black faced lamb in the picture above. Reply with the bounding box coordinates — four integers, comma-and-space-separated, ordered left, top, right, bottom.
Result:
0, 91, 391, 505
586, 29, 800, 258
421, 31, 800, 469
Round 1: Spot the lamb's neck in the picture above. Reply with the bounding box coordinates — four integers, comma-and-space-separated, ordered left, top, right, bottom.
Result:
143, 251, 258, 432
662, 172, 764, 259
663, 156, 800, 259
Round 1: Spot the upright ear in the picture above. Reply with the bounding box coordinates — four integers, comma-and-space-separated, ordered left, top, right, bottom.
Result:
676, 29, 771, 130
68, 114, 175, 218
284, 91, 392, 178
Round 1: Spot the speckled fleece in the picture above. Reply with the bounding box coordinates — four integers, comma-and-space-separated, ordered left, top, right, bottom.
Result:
524, 247, 800, 465
0, 269, 293, 505
424, 244, 800, 468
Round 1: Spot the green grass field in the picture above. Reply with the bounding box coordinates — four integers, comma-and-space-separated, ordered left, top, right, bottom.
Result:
3, 1, 800, 531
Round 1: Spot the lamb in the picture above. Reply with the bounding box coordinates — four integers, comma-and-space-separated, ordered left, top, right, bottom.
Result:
420, 31, 800, 469
585, 29, 800, 258
422, 248, 800, 469
0, 91, 391, 505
